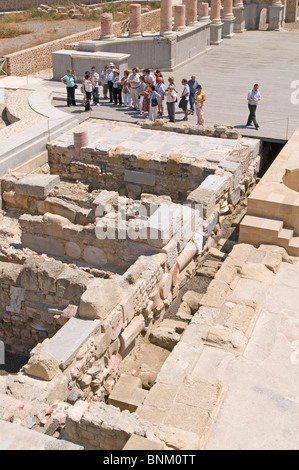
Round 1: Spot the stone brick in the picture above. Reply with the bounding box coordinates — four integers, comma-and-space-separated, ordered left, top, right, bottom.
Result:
14, 174, 60, 197
79, 278, 123, 321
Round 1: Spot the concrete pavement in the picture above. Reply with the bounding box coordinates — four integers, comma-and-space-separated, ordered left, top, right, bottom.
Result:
51, 29, 299, 143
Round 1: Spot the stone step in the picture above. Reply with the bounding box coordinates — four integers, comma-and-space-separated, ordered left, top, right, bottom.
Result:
277, 227, 294, 247
239, 214, 284, 245
288, 237, 299, 256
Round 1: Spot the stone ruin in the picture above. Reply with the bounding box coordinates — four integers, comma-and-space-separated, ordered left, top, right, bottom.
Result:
52, 0, 285, 80
0, 116, 266, 449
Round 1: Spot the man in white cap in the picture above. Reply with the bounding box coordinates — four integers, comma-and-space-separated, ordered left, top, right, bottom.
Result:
187, 75, 198, 115
107, 62, 115, 103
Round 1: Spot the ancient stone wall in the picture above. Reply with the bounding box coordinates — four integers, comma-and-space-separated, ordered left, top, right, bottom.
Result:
3, 9, 161, 76
0, 255, 92, 355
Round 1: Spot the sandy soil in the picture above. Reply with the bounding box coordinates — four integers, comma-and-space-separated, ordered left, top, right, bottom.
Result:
0, 18, 100, 56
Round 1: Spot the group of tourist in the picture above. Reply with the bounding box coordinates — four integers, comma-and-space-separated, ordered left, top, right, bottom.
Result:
61, 65, 206, 125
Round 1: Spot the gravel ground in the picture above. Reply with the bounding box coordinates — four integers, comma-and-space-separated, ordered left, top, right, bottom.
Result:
0, 18, 100, 56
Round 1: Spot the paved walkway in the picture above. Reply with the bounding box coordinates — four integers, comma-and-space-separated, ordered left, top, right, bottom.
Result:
51, 29, 299, 142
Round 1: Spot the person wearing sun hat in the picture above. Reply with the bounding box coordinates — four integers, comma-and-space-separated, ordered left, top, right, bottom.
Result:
194, 84, 206, 126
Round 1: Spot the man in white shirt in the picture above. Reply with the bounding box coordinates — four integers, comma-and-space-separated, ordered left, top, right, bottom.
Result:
91, 66, 100, 106
247, 83, 261, 130
128, 68, 140, 110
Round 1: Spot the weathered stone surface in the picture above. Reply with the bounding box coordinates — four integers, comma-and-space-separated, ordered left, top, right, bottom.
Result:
182, 290, 203, 313
240, 262, 275, 283
186, 187, 215, 219
14, 175, 60, 197
42, 317, 101, 370
108, 375, 148, 412
79, 279, 123, 320
149, 319, 186, 351
24, 350, 60, 381
119, 314, 145, 353
123, 434, 164, 450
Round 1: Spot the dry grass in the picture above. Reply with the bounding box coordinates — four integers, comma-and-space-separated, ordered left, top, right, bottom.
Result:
0, 23, 31, 39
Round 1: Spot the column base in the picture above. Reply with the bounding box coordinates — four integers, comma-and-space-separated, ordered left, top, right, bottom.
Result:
174, 26, 187, 31
222, 17, 235, 38
233, 6, 246, 33
199, 16, 210, 21
210, 23, 223, 45
160, 31, 176, 37
128, 32, 142, 38
268, 5, 284, 31
100, 34, 115, 40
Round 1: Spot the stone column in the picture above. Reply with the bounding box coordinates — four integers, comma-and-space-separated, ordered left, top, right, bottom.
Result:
233, 0, 246, 33
211, 0, 222, 23
74, 127, 88, 157
198, 2, 210, 21
129, 4, 142, 37
186, 0, 198, 25
174, 4, 186, 30
269, 0, 284, 30
100, 13, 115, 39
160, 0, 174, 36
210, 0, 223, 44
222, 0, 235, 38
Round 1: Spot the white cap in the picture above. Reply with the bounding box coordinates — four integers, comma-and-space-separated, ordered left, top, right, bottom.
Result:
109, 62, 114, 66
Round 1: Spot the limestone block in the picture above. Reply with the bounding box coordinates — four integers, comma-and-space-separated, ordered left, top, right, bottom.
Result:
240, 262, 275, 283
219, 160, 242, 189
200, 279, 231, 309
65, 241, 81, 260
156, 340, 203, 386
22, 233, 65, 258
199, 174, 231, 199
42, 213, 71, 238
149, 319, 186, 351
228, 186, 241, 206
182, 290, 203, 313
0, 262, 22, 286
83, 246, 108, 266
123, 434, 164, 450
124, 169, 156, 187
24, 350, 60, 381
119, 314, 145, 353
42, 197, 79, 223
108, 375, 147, 412
79, 279, 123, 321
6, 286, 25, 314
37, 259, 65, 293
56, 268, 92, 302
187, 187, 216, 219
2, 190, 29, 209
93, 190, 118, 216
42, 317, 101, 370
14, 174, 60, 197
